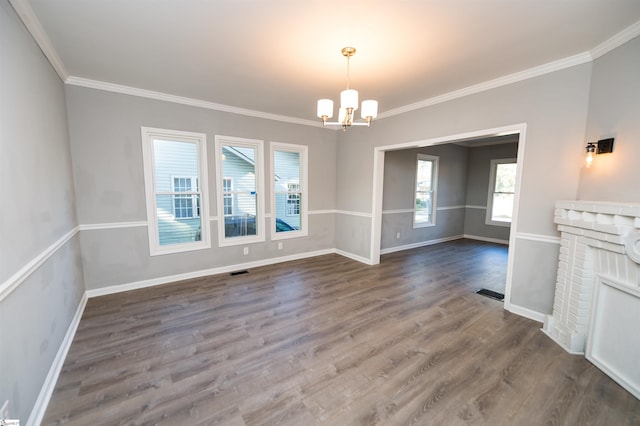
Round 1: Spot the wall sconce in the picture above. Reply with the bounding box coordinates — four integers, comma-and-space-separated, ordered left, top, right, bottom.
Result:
585, 138, 614, 168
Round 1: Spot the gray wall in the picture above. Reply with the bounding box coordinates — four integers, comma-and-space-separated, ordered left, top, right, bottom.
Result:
381, 141, 519, 251
578, 36, 640, 202
336, 63, 592, 314
0, 1, 85, 422
464, 142, 519, 241
65, 86, 338, 290
381, 145, 468, 250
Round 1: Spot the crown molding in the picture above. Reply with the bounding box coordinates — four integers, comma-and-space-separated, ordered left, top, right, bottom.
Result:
377, 52, 593, 119
9, 0, 68, 81
590, 20, 640, 60
12, 0, 640, 127
64, 76, 323, 128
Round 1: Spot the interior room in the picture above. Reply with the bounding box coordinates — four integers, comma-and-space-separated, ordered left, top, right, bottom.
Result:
2, 0, 640, 424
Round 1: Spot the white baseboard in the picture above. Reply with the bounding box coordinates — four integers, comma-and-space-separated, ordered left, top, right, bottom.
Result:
463, 234, 509, 245
380, 235, 464, 255
505, 302, 546, 323
334, 249, 374, 265
86, 249, 336, 298
27, 292, 88, 426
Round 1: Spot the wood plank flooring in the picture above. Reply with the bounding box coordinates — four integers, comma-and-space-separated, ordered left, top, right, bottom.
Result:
42, 239, 640, 425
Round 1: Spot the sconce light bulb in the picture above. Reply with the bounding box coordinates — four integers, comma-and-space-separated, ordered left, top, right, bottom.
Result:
585, 151, 594, 168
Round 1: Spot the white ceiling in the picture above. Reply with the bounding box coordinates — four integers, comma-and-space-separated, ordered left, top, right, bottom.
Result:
18, 0, 640, 123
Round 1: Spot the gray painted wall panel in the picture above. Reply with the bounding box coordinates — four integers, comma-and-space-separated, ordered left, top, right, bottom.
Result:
1, 0, 85, 421
510, 238, 560, 313
65, 86, 337, 289
579, 36, 640, 202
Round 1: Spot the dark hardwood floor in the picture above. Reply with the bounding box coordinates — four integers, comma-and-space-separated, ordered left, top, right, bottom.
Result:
42, 239, 640, 425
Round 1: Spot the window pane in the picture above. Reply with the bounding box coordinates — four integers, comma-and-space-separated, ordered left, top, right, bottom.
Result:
416, 160, 433, 191
491, 193, 514, 222
495, 163, 517, 193
153, 140, 197, 192
415, 156, 436, 226
415, 191, 432, 224
152, 139, 202, 246
221, 145, 258, 238
156, 194, 202, 245
274, 150, 301, 233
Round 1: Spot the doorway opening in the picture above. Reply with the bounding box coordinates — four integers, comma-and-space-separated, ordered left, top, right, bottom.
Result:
369, 123, 527, 310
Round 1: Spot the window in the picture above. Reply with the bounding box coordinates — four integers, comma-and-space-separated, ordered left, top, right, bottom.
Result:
141, 127, 210, 255
271, 142, 308, 239
414, 154, 438, 227
286, 183, 301, 216
222, 178, 233, 216
173, 177, 199, 219
215, 136, 265, 246
486, 158, 517, 226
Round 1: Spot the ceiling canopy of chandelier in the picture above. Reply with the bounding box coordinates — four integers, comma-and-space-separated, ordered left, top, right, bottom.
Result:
316, 47, 378, 130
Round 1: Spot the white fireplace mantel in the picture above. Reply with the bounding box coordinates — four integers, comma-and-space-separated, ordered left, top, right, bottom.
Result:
543, 200, 640, 399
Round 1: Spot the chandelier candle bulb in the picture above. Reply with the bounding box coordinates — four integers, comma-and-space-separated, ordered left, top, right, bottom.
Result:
361, 100, 378, 121
316, 46, 378, 129
341, 89, 358, 110
317, 99, 334, 119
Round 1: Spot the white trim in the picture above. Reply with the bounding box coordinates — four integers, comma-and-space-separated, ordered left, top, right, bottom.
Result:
0, 226, 79, 302
336, 209, 372, 218
462, 234, 509, 245
506, 302, 546, 323
66, 77, 321, 128
334, 249, 374, 265
516, 232, 561, 245
382, 208, 413, 215
382, 205, 486, 214
26, 293, 87, 426
86, 248, 335, 298
8, 0, 68, 81
377, 53, 592, 119
380, 235, 463, 255
308, 209, 335, 215
141, 127, 211, 256
436, 205, 465, 211
79, 221, 147, 231
590, 20, 640, 60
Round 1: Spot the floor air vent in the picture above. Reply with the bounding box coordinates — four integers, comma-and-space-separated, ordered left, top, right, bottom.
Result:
230, 270, 249, 276
476, 288, 504, 301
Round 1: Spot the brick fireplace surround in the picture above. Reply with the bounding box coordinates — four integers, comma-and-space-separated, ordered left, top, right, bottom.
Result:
543, 200, 640, 399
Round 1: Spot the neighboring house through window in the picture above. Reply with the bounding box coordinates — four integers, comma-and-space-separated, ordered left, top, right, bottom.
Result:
173, 176, 199, 219
414, 154, 439, 227
215, 135, 265, 246
271, 142, 308, 239
141, 127, 210, 255
486, 158, 517, 226
286, 183, 301, 216
222, 177, 233, 216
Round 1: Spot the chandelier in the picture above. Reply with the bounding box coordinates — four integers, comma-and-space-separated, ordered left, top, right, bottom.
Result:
316, 47, 378, 130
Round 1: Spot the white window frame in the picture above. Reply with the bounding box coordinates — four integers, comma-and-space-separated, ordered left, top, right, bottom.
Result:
171, 176, 200, 219
222, 177, 233, 216
486, 158, 517, 227
215, 135, 265, 247
413, 154, 439, 228
270, 142, 308, 240
141, 127, 210, 256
